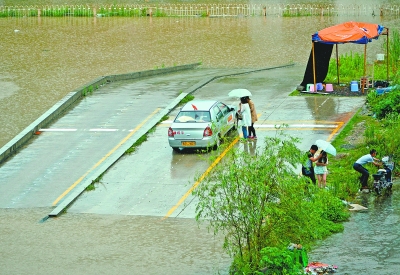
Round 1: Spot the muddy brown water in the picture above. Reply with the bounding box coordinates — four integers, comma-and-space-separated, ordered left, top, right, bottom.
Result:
1, 12, 395, 148
1, 3, 400, 274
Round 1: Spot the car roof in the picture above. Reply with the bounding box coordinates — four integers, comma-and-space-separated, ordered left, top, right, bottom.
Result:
180, 100, 219, 111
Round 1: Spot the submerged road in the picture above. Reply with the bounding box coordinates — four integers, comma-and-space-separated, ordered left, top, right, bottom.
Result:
0, 64, 367, 274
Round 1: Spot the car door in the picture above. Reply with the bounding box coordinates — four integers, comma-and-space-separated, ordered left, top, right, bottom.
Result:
211, 104, 224, 137
216, 102, 235, 136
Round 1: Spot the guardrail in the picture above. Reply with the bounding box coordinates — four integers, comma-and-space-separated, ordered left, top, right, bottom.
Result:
0, 4, 399, 17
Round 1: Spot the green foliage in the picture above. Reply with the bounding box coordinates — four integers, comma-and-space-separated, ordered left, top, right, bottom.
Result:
367, 88, 400, 119
326, 52, 365, 83
259, 247, 305, 275
194, 131, 349, 274
86, 172, 104, 191
178, 94, 195, 105
327, 98, 399, 199
125, 133, 148, 154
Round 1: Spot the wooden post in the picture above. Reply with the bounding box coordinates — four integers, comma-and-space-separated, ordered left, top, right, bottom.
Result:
312, 42, 316, 92
362, 44, 367, 94
386, 27, 389, 82
336, 44, 339, 85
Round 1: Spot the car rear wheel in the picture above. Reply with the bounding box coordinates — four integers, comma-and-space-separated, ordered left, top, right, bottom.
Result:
172, 147, 182, 153
213, 134, 221, 150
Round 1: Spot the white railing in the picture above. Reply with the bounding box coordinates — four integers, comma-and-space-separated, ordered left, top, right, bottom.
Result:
0, 4, 399, 17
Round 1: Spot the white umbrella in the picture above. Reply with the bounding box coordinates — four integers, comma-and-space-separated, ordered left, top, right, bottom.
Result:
315, 140, 337, 156
228, 88, 252, 98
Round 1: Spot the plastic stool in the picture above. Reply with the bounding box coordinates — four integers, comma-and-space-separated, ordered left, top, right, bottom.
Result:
316, 83, 323, 91
325, 84, 333, 92
350, 81, 359, 92
306, 84, 315, 92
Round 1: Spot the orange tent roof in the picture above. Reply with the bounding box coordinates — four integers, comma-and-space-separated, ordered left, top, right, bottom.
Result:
312, 21, 384, 44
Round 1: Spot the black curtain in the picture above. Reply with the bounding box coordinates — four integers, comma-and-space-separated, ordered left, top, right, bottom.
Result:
300, 43, 334, 89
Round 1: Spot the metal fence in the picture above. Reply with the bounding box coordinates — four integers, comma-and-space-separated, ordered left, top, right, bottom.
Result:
0, 4, 399, 17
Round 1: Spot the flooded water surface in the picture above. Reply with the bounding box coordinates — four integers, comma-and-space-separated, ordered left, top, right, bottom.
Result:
0, 12, 397, 147
1, 2, 400, 274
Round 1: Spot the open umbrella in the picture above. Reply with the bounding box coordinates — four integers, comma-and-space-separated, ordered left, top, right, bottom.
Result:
228, 88, 252, 98
315, 140, 336, 156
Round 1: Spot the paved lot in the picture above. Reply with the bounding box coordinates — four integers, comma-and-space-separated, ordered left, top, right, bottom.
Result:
0, 64, 367, 274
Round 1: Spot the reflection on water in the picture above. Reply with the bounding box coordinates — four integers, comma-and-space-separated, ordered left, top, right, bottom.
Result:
0, 14, 397, 147
0, 207, 231, 274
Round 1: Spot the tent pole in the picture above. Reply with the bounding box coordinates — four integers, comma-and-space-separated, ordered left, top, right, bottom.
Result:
312, 42, 316, 92
363, 44, 367, 94
386, 27, 389, 82
336, 44, 339, 85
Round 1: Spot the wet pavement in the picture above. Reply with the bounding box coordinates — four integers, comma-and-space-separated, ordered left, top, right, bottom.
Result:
0, 64, 371, 274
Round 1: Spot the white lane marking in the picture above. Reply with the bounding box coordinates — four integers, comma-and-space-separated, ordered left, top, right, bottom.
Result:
89, 129, 118, 132
39, 128, 119, 132
40, 123, 337, 132
39, 128, 77, 132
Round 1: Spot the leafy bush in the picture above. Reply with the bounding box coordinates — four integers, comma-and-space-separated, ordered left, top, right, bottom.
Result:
194, 131, 349, 274
367, 88, 400, 119
259, 246, 305, 275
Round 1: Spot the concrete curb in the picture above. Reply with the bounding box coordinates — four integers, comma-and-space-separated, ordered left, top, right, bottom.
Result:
48, 63, 294, 217
0, 63, 201, 165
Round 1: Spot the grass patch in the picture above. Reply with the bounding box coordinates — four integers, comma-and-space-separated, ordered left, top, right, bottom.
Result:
178, 93, 194, 106
86, 172, 104, 191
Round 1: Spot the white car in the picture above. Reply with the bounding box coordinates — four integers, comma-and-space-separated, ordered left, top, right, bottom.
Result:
168, 100, 238, 152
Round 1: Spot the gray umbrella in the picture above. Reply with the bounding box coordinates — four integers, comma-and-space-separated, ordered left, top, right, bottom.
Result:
228, 88, 252, 98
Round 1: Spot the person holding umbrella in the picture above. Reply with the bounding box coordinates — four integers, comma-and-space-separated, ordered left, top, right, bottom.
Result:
238, 96, 251, 141
315, 150, 328, 188
303, 140, 336, 185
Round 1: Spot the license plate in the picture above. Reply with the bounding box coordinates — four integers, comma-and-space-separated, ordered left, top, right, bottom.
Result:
182, 141, 196, 146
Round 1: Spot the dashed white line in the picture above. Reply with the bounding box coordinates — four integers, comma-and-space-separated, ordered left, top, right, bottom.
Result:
39, 128, 77, 132
39, 123, 338, 132
89, 129, 118, 132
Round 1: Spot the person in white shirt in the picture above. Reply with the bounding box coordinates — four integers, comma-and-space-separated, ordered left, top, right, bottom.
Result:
353, 149, 381, 192
238, 97, 251, 141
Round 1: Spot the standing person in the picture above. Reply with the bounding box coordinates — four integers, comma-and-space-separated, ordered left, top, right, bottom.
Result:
302, 145, 321, 184
238, 96, 251, 141
314, 150, 328, 188
353, 149, 381, 193
246, 96, 258, 139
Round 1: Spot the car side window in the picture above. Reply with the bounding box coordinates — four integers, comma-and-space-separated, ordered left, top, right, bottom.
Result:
217, 102, 229, 116
213, 106, 223, 121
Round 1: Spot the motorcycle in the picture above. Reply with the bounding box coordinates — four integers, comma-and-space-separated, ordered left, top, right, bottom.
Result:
372, 156, 394, 195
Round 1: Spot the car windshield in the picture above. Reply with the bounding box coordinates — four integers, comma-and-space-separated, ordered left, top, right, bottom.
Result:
175, 111, 211, 122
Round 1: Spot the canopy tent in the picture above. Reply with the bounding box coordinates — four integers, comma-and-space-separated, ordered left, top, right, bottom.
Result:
300, 21, 389, 93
